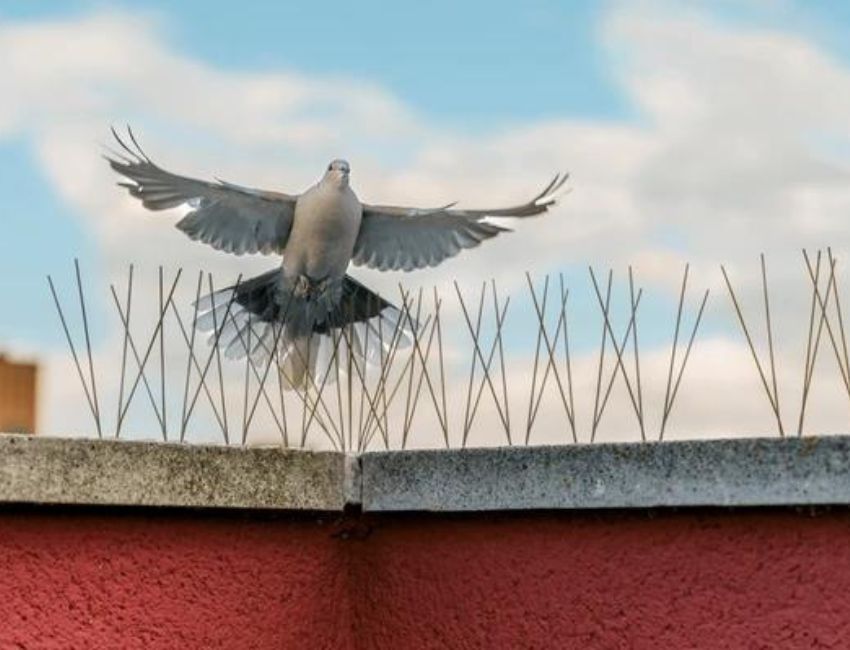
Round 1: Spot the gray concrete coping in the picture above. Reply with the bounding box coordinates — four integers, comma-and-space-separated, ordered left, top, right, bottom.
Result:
3, 433, 850, 512
0, 434, 346, 510
360, 436, 850, 511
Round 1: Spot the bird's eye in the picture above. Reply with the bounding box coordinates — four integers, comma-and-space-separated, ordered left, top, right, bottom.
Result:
328, 164, 333, 172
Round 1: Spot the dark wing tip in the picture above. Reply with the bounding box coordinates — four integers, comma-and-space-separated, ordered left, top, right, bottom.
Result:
536, 172, 569, 202
105, 124, 152, 165
530, 172, 570, 212
125, 125, 153, 163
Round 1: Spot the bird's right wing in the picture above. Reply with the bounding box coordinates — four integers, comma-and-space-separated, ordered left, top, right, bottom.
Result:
352, 174, 568, 272
106, 128, 297, 256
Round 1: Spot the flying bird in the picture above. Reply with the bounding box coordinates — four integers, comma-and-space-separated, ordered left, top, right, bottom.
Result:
106, 128, 567, 388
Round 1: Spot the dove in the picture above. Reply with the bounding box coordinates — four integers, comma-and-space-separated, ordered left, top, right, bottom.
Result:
106, 128, 567, 389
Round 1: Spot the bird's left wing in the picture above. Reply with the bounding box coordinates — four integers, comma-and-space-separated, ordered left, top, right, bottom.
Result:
106, 128, 297, 256
351, 174, 568, 272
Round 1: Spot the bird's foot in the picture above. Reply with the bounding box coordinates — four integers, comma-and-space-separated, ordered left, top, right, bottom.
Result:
293, 274, 332, 300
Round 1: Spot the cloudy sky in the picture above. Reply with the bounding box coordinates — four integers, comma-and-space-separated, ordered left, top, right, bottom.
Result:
4, 0, 850, 445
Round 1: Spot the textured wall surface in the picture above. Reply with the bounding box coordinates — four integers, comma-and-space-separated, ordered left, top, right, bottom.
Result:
2, 507, 849, 648
0, 435, 348, 510
353, 509, 850, 649
0, 509, 353, 650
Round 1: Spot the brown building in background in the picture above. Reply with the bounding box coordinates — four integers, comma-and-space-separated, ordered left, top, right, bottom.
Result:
0, 355, 37, 433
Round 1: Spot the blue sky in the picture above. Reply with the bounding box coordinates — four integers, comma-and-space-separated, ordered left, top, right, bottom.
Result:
1, 1, 629, 125
6, 1, 850, 438
3, 0, 849, 124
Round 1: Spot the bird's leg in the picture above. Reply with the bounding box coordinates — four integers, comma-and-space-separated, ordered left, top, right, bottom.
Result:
293, 274, 313, 299
293, 274, 334, 301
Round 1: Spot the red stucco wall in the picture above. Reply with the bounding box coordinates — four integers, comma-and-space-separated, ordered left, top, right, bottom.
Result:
0, 510, 354, 650
353, 511, 850, 649
1, 508, 848, 648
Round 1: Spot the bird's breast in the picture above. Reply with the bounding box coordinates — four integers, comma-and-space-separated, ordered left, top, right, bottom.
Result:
283, 186, 362, 279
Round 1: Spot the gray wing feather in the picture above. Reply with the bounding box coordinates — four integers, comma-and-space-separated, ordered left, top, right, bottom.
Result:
106, 128, 296, 256
352, 173, 568, 272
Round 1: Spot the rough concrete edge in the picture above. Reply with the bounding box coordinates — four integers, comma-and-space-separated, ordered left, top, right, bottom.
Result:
360, 436, 850, 512
5, 434, 850, 513
343, 453, 362, 507
0, 434, 346, 511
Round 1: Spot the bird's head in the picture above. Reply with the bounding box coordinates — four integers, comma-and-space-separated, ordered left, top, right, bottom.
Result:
323, 159, 351, 188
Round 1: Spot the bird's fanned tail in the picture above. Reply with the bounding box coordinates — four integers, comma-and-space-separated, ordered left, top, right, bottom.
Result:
194, 269, 411, 390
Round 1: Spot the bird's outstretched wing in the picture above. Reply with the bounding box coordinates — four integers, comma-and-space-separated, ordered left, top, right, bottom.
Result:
105, 128, 297, 256
351, 174, 568, 272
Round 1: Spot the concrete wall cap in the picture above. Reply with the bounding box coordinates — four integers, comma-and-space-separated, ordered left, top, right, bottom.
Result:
2, 434, 850, 512
0, 434, 346, 510
360, 437, 850, 511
